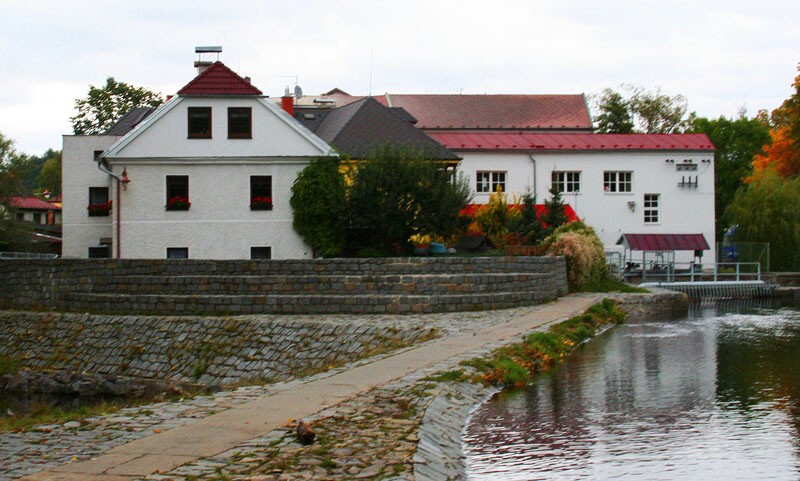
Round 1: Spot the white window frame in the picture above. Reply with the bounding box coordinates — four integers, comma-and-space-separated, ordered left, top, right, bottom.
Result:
603, 171, 632, 193
644, 193, 660, 224
552, 171, 581, 193
476, 171, 506, 193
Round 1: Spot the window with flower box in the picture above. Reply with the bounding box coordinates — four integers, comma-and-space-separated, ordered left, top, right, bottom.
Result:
166, 175, 190, 210
87, 187, 111, 216
250, 175, 273, 210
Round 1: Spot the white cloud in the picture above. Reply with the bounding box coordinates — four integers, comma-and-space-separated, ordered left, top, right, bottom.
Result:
1, 0, 799, 153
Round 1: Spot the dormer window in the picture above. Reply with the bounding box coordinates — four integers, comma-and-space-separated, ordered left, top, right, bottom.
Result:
188, 107, 212, 138
228, 107, 252, 139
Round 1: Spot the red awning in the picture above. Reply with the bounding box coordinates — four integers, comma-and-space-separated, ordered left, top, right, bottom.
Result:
617, 233, 710, 251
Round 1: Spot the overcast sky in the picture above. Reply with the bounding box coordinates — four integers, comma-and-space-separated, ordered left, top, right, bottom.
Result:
2, 0, 799, 155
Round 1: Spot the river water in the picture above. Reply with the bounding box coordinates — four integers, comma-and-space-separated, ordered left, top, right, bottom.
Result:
464, 300, 800, 480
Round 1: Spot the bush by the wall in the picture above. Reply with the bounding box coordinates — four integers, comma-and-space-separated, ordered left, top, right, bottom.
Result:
543, 220, 607, 291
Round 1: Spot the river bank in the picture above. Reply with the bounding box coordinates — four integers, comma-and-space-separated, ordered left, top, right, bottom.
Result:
6, 290, 683, 481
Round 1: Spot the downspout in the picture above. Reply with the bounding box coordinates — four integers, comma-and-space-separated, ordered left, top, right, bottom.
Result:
527, 151, 538, 198
95, 157, 129, 258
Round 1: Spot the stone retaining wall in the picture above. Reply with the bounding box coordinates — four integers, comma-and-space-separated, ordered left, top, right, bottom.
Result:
0, 257, 567, 315
0, 310, 437, 388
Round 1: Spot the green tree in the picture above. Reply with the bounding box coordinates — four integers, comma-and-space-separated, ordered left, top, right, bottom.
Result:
593, 85, 693, 134
347, 145, 472, 255
37, 150, 62, 196
594, 88, 634, 133
71, 77, 163, 135
290, 157, 348, 257
542, 184, 568, 236
724, 170, 800, 271
690, 115, 771, 239
0, 132, 38, 252
509, 190, 546, 244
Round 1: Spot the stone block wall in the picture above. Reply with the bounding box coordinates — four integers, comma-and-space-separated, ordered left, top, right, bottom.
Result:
0, 257, 567, 315
0, 310, 438, 387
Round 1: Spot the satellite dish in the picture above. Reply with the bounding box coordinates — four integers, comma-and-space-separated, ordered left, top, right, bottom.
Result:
294, 85, 303, 99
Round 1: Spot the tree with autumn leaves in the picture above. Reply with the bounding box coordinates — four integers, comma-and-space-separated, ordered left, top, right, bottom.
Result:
726, 64, 800, 271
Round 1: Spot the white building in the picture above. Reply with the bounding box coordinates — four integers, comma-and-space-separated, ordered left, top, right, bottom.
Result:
429, 132, 717, 263
62, 61, 335, 259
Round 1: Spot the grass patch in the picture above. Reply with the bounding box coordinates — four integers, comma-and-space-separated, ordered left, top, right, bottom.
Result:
0, 400, 127, 433
0, 352, 20, 376
422, 369, 466, 383
461, 299, 627, 388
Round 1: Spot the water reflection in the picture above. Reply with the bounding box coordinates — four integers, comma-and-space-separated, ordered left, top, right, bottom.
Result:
465, 299, 800, 480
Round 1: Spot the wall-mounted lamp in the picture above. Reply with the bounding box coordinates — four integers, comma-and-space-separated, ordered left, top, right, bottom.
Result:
627, 201, 636, 212
683, 159, 692, 163
120, 168, 131, 191
665, 159, 674, 163
701, 158, 711, 163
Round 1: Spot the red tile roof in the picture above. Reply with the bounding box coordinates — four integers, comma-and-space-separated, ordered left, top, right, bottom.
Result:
177, 61, 263, 96
380, 94, 592, 130
428, 132, 715, 152
319, 93, 592, 131
618, 233, 710, 251
6, 196, 61, 210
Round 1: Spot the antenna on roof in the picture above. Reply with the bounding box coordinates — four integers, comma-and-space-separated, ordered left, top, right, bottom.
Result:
369, 47, 374, 97
280, 76, 303, 99
194, 46, 222, 74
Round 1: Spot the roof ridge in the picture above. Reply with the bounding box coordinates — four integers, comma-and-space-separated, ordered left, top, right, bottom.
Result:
177, 61, 263, 96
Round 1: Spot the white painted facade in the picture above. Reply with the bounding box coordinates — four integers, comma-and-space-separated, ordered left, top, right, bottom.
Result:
460, 149, 716, 263
63, 94, 335, 259
62, 134, 120, 258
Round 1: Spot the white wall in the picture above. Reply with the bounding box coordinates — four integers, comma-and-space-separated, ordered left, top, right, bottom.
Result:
112, 97, 327, 159
62, 135, 119, 258
110, 160, 312, 259
99, 94, 332, 259
459, 150, 716, 263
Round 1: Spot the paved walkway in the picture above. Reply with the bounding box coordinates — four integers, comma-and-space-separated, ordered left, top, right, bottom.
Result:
18, 295, 600, 481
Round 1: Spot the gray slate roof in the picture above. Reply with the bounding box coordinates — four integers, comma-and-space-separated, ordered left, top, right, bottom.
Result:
105, 107, 156, 136
295, 97, 459, 160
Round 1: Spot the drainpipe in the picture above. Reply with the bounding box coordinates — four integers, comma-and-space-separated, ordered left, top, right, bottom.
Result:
527, 151, 538, 198
95, 157, 130, 258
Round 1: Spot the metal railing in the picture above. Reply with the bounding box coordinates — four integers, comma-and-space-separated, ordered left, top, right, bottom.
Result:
0, 252, 59, 259
620, 261, 762, 283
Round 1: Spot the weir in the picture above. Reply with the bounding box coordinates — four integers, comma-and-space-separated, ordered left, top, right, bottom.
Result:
639, 280, 776, 300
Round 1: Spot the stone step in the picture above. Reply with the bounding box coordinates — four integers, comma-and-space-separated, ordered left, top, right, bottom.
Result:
75, 272, 550, 296
49, 257, 556, 276
56, 290, 557, 315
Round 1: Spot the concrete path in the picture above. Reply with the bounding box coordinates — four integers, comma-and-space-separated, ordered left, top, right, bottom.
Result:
20, 295, 600, 481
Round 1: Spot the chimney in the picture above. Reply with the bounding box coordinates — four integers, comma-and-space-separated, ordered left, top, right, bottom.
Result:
281, 86, 294, 116
194, 46, 222, 74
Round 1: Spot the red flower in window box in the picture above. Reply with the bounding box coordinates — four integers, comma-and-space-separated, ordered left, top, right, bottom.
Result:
87, 201, 112, 216
166, 196, 191, 210
250, 196, 273, 210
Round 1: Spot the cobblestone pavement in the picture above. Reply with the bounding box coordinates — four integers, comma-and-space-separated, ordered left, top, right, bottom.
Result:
1, 305, 545, 481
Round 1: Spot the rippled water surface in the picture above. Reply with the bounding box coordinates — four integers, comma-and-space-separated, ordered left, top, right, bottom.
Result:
464, 300, 800, 480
